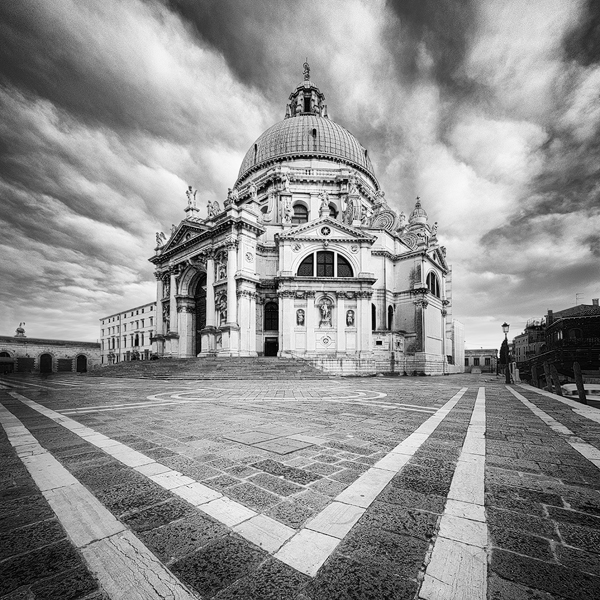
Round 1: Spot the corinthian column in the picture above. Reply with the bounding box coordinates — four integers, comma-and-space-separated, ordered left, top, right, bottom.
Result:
226, 240, 238, 325
205, 251, 215, 327
154, 271, 164, 337
169, 267, 178, 333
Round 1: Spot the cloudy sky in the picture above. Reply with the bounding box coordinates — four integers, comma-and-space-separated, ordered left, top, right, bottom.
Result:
1, 0, 598, 349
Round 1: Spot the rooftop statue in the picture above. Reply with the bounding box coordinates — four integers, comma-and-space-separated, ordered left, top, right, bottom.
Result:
186, 185, 197, 208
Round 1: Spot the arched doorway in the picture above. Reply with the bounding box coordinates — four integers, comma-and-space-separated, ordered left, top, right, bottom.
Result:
194, 273, 207, 355
76, 355, 87, 372
0, 352, 14, 374
40, 353, 53, 373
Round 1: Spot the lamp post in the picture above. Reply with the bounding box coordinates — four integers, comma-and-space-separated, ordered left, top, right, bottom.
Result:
501, 322, 511, 383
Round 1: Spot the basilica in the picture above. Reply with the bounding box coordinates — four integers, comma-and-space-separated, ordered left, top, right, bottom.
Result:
149, 65, 463, 375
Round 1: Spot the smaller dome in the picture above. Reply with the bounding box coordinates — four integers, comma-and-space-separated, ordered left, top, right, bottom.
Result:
409, 199, 428, 225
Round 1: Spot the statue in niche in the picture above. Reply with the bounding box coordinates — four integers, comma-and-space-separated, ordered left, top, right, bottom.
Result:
217, 296, 227, 325
162, 304, 170, 331
216, 257, 227, 280
296, 309, 305, 326
282, 195, 293, 224
282, 172, 291, 192
163, 277, 170, 298
346, 310, 355, 327
319, 299, 332, 327
186, 186, 197, 208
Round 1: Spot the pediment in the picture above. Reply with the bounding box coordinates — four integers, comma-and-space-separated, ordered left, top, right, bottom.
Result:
161, 221, 209, 253
428, 245, 449, 271
278, 217, 376, 243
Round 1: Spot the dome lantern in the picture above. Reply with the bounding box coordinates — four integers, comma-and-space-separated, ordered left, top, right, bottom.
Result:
285, 61, 328, 119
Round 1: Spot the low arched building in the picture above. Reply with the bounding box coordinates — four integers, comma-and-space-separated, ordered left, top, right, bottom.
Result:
0, 325, 100, 374
150, 67, 463, 375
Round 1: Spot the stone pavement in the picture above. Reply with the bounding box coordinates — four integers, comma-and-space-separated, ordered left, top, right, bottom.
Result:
0, 373, 599, 599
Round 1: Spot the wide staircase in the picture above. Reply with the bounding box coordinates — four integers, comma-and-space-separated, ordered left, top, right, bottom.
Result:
86, 357, 334, 380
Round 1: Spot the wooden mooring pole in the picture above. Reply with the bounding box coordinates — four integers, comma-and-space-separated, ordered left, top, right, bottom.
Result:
550, 363, 563, 396
531, 363, 539, 388
573, 361, 587, 405
543, 361, 552, 392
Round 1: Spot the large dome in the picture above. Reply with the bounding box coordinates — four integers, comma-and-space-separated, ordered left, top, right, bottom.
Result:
236, 114, 377, 185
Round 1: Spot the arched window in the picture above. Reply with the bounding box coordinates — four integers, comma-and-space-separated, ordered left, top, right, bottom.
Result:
337, 255, 353, 277
292, 204, 308, 224
297, 252, 354, 278
317, 251, 334, 277
427, 272, 440, 298
388, 305, 394, 330
264, 302, 279, 331
297, 254, 314, 276
372, 304, 377, 331
0, 352, 10, 357
328, 203, 338, 219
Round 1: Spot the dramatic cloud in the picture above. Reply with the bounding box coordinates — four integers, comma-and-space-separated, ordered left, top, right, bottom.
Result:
0, 0, 598, 349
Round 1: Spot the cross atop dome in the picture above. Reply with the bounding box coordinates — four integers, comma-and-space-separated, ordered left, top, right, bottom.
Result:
284, 62, 328, 119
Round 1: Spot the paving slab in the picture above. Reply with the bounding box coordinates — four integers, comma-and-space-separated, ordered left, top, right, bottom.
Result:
3, 374, 600, 599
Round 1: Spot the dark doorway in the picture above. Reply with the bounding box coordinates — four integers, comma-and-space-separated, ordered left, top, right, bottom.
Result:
40, 353, 53, 373
76, 355, 87, 372
194, 274, 207, 355
264, 338, 279, 356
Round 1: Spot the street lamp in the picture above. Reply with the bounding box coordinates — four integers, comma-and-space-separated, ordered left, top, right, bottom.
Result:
501, 322, 510, 383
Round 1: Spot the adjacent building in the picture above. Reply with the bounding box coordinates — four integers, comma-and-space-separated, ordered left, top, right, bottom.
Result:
0, 324, 100, 373
513, 318, 546, 365
148, 66, 464, 375
99, 302, 156, 364
464, 349, 498, 374
514, 300, 600, 380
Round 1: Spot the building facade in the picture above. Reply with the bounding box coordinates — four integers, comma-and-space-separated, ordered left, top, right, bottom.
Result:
99, 302, 156, 364
149, 67, 463, 375
464, 349, 498, 374
0, 325, 100, 374
513, 318, 546, 365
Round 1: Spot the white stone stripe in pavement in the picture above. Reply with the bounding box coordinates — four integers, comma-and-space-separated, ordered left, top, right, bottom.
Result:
8, 391, 291, 553
10, 387, 469, 579
507, 386, 600, 470
519, 383, 600, 426
274, 387, 469, 577
419, 386, 487, 600
0, 402, 197, 600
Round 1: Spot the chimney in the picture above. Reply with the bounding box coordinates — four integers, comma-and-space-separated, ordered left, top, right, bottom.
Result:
547, 310, 553, 325
593, 298, 599, 306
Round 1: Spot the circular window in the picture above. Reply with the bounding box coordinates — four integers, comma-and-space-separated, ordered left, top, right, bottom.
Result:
321, 226, 331, 236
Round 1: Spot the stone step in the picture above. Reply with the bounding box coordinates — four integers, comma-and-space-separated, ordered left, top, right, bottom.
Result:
87, 357, 334, 380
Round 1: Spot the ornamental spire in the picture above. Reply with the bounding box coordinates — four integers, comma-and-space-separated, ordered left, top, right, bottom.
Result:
303, 59, 310, 81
